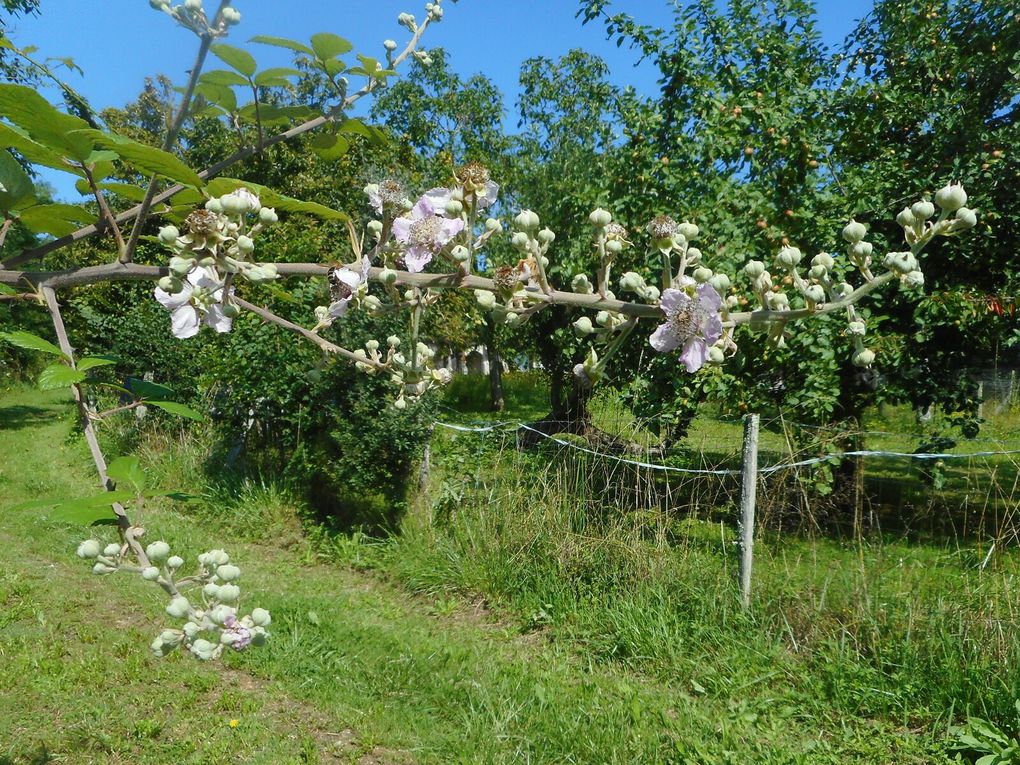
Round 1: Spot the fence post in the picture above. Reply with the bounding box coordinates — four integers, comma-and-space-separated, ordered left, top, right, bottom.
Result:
739, 413, 760, 610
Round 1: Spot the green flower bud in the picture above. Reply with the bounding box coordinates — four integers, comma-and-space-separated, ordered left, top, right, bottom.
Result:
802, 284, 826, 304
767, 292, 790, 310
901, 270, 925, 288
841, 220, 867, 243
451, 245, 470, 263
204, 198, 223, 213
676, 222, 699, 241
952, 207, 977, 230
776, 246, 803, 269
744, 260, 766, 278
169, 256, 194, 278
510, 231, 531, 252
394, 397, 407, 411
183, 621, 200, 638
190, 638, 218, 660
380, 267, 398, 285
216, 564, 240, 582
808, 265, 828, 281
184, 0, 202, 11
158, 225, 180, 244
92, 562, 116, 575
588, 208, 613, 227
251, 608, 272, 627
848, 241, 873, 260
852, 348, 876, 367
595, 311, 611, 327
896, 207, 917, 228
642, 285, 661, 302
236, 235, 255, 254
911, 200, 935, 220
935, 183, 967, 212
571, 274, 594, 294
686, 247, 703, 264
146, 541, 171, 563
150, 637, 166, 656
387, 335, 401, 348
222, 303, 240, 319
834, 282, 853, 298
157, 275, 182, 294
102, 543, 121, 557
847, 320, 866, 336
485, 217, 501, 232
217, 584, 240, 602
475, 290, 497, 310
708, 273, 731, 292
883, 251, 918, 274
605, 239, 623, 255
203, 582, 220, 599
504, 312, 521, 327
537, 228, 556, 245
708, 346, 726, 364
77, 540, 102, 559
142, 566, 160, 581
619, 272, 644, 292
259, 207, 278, 224
445, 199, 464, 216
166, 596, 190, 618
167, 556, 184, 569
692, 267, 713, 283
811, 252, 834, 270
514, 209, 540, 231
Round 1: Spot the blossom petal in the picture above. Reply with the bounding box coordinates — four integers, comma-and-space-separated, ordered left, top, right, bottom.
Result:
327, 298, 351, 319
170, 305, 201, 339
696, 282, 723, 312
423, 187, 453, 211
680, 338, 709, 373
189, 266, 223, 291
204, 304, 234, 334
702, 312, 723, 347
649, 323, 680, 352
478, 180, 499, 209
659, 288, 688, 315
391, 216, 411, 243
154, 284, 192, 310
437, 216, 465, 244
403, 246, 433, 273
410, 196, 434, 219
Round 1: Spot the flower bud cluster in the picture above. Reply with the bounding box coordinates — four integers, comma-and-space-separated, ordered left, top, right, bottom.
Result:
76, 539, 270, 660
149, 0, 238, 36
896, 183, 977, 248
156, 188, 279, 297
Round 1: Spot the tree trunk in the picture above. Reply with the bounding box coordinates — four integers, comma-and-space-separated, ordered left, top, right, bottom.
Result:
484, 316, 505, 412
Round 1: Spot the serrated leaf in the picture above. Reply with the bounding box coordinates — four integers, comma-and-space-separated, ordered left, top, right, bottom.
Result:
77, 355, 118, 372
211, 43, 256, 77
195, 82, 238, 113
0, 122, 71, 173
0, 149, 35, 212
75, 181, 149, 203
126, 378, 175, 401
309, 132, 351, 160
201, 69, 250, 87
148, 400, 204, 421
205, 177, 348, 221
254, 67, 302, 87
75, 130, 204, 188
0, 83, 94, 162
18, 202, 94, 236
250, 34, 313, 56
38, 363, 86, 390
107, 455, 146, 494
310, 32, 353, 60
0, 330, 67, 357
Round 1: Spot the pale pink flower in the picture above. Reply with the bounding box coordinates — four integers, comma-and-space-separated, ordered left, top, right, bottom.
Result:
649, 283, 723, 372
391, 194, 464, 272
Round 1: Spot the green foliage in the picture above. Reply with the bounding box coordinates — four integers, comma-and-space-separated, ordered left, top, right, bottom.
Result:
951, 703, 1020, 764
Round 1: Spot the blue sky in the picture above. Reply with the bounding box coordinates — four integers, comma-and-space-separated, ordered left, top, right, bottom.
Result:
7, 0, 868, 199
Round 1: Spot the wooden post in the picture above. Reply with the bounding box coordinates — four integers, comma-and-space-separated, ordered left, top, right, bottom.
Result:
738, 413, 760, 609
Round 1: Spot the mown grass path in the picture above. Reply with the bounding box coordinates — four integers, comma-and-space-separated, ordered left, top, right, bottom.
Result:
0, 388, 949, 764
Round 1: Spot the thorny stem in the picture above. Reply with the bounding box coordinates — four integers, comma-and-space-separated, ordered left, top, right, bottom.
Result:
0, 218, 12, 249
121, 1, 231, 264
232, 296, 386, 370
2, 10, 434, 271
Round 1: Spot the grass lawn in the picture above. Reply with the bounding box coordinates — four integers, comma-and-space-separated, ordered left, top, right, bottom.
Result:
1, 384, 1010, 763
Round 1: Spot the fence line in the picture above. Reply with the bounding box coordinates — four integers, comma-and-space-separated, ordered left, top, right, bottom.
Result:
434, 420, 1020, 476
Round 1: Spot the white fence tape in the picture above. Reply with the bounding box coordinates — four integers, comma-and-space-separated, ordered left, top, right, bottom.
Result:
435, 421, 1020, 476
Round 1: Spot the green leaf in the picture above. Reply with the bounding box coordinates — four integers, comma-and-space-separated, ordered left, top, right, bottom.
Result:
38, 363, 86, 390
310, 32, 353, 60
0, 283, 15, 295
205, 177, 348, 221
337, 118, 387, 145
211, 43, 256, 78
201, 69, 250, 87
126, 378, 176, 401
309, 132, 351, 160
107, 455, 146, 494
18, 202, 94, 236
0, 149, 34, 212
0, 330, 66, 357
45, 491, 135, 524
0, 83, 94, 162
0, 122, 71, 173
73, 180, 149, 203
75, 130, 204, 189
254, 67, 302, 87
236, 103, 318, 127
195, 82, 238, 113
148, 400, 205, 421
250, 35, 314, 56
77, 355, 118, 372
